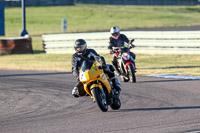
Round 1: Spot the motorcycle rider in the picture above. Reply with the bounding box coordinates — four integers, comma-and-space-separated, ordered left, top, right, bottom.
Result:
71, 39, 121, 97
108, 26, 136, 75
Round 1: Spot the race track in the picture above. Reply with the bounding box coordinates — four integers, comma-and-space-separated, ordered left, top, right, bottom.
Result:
1, 70, 200, 133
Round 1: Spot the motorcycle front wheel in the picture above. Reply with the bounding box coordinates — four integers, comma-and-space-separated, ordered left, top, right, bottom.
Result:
92, 87, 108, 112
110, 95, 121, 110
127, 64, 136, 83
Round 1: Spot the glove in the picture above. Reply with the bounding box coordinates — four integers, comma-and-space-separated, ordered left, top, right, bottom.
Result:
102, 65, 107, 70
130, 39, 135, 43
130, 44, 135, 48
95, 57, 104, 65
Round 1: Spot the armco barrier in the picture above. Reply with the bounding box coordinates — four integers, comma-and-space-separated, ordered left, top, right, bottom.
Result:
42, 31, 200, 54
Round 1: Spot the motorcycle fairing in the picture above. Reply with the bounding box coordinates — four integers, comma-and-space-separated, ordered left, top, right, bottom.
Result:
85, 83, 103, 98
114, 53, 119, 57
125, 62, 135, 70
122, 52, 130, 60
80, 61, 101, 82
79, 60, 112, 97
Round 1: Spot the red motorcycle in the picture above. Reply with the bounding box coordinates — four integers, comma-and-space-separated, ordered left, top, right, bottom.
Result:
112, 40, 136, 83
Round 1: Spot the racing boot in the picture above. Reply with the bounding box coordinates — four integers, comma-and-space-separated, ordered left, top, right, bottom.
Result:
72, 87, 79, 98
130, 56, 136, 72
112, 61, 121, 76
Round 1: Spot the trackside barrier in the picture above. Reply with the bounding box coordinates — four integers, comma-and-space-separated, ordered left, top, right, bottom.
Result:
42, 31, 200, 54
0, 36, 33, 55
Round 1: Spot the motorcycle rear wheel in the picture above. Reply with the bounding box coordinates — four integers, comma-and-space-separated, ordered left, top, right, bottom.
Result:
127, 64, 136, 83
92, 87, 108, 112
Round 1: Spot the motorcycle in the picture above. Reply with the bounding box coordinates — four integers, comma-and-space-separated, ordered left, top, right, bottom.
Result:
112, 40, 136, 83
79, 58, 121, 112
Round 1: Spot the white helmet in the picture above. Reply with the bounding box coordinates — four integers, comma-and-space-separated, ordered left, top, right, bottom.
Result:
110, 26, 120, 39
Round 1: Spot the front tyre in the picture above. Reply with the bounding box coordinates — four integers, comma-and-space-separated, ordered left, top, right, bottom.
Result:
127, 64, 136, 83
110, 95, 121, 110
92, 87, 108, 112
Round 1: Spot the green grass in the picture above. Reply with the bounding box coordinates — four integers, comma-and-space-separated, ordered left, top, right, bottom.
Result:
136, 54, 200, 76
3, 5, 200, 51
0, 54, 200, 76
1, 5, 200, 76
0, 54, 71, 72
4, 5, 200, 37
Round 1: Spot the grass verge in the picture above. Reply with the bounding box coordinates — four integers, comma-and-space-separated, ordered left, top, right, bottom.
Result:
2, 5, 200, 51
0, 54, 199, 76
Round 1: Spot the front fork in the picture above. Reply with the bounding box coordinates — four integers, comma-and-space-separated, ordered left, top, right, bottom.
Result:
123, 59, 135, 75
90, 83, 107, 103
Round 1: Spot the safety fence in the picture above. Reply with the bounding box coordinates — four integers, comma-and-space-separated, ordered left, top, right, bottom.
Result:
42, 31, 200, 55
4, 0, 74, 6
4, 0, 199, 6
76, 0, 199, 5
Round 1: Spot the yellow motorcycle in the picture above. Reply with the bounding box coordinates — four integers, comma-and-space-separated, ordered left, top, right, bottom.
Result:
79, 58, 121, 112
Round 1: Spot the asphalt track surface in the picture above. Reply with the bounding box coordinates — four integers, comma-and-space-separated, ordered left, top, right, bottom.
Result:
1, 70, 200, 133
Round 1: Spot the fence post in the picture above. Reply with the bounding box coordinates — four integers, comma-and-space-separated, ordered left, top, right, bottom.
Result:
62, 18, 67, 32
0, 1, 5, 36
21, 0, 29, 36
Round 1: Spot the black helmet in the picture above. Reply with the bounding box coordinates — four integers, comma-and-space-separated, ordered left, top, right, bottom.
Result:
74, 39, 87, 55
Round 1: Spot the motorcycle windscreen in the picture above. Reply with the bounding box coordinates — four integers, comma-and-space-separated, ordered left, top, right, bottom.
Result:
81, 60, 94, 72
79, 60, 101, 81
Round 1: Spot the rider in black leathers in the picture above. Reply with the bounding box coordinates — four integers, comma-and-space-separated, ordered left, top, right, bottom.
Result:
71, 39, 121, 97
108, 26, 136, 75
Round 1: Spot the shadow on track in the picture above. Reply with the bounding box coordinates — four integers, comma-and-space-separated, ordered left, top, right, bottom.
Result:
0, 72, 72, 77
118, 106, 200, 112
140, 65, 200, 70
